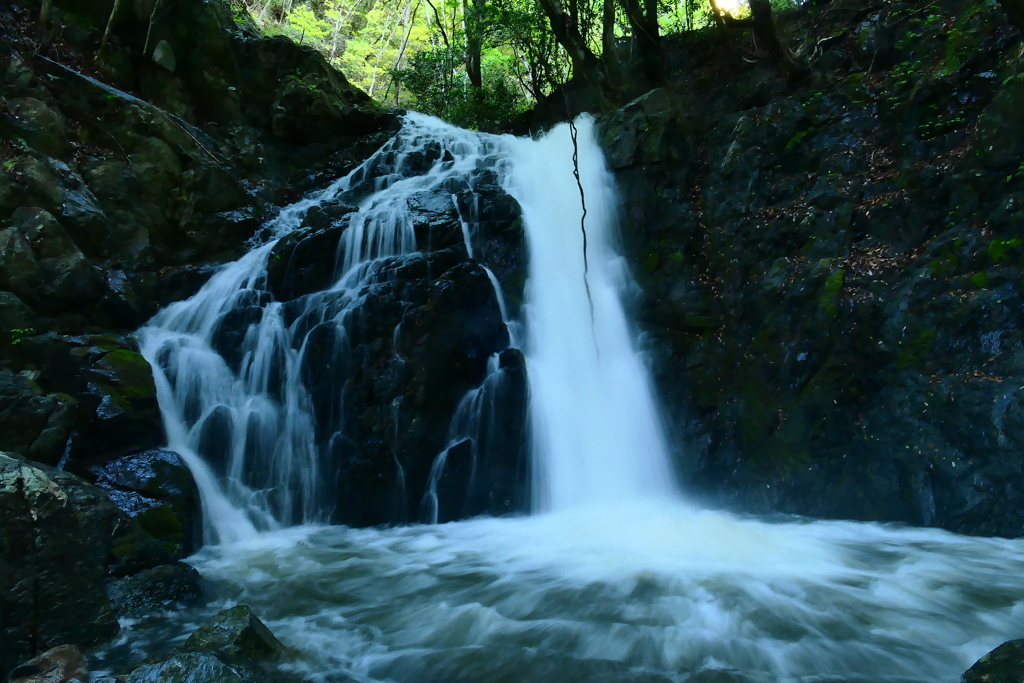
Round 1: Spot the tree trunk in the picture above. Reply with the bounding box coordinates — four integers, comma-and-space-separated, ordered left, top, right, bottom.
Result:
535, 0, 605, 88
708, 0, 726, 33
98, 0, 124, 53
39, 0, 52, 28
463, 0, 482, 88
748, 0, 808, 81
618, 0, 662, 83
997, 0, 1024, 32
601, 0, 616, 57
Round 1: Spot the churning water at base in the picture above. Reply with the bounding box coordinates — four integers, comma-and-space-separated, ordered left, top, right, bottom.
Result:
112, 116, 1024, 683
103, 512, 1024, 683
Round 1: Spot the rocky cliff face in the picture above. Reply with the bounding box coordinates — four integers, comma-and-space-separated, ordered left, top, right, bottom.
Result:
0, 0, 399, 670
600, 0, 1024, 537
2, 0, 529, 666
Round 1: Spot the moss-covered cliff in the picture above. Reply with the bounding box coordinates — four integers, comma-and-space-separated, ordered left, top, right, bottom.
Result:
598, 0, 1024, 537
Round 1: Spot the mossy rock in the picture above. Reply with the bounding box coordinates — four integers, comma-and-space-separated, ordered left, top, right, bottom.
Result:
93, 349, 157, 400
962, 639, 1024, 682
136, 504, 184, 539
184, 605, 285, 661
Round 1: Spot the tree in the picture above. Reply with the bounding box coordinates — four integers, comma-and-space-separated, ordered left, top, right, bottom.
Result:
534, 0, 606, 89
618, 0, 662, 82
748, 0, 808, 81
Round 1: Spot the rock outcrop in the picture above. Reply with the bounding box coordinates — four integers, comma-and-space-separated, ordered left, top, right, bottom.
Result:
1, 0, 397, 482
962, 640, 1024, 682
597, 0, 1024, 536
124, 606, 284, 683
1, 451, 203, 679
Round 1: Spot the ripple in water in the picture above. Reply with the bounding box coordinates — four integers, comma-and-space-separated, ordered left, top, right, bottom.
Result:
98, 504, 1024, 683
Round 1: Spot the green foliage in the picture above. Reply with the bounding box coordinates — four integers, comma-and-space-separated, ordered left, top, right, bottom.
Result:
988, 238, 1022, 262
819, 268, 845, 318
10, 327, 35, 345
393, 43, 525, 129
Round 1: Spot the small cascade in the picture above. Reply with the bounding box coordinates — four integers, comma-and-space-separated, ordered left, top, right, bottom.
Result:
139, 114, 517, 542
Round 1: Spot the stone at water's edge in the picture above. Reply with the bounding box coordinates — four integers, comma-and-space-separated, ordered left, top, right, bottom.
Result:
7, 645, 87, 683
962, 640, 1024, 682
122, 607, 286, 683
106, 563, 202, 616
126, 653, 263, 683
0, 452, 205, 679
183, 605, 285, 662
0, 454, 118, 677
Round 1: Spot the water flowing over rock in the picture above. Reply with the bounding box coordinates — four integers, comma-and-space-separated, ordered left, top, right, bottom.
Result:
139, 114, 529, 540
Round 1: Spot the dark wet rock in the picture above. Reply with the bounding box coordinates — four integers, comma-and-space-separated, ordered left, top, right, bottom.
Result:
454, 173, 525, 317
596, 0, 1024, 536
0, 453, 119, 677
962, 640, 1024, 682
4, 97, 67, 158
39, 460, 171, 578
125, 653, 263, 683
3, 207, 103, 314
0, 369, 76, 466
183, 605, 284, 662
7, 645, 87, 683
0, 292, 41, 338
106, 563, 202, 616
93, 449, 201, 556
266, 223, 347, 301
409, 190, 464, 252
155, 264, 219, 306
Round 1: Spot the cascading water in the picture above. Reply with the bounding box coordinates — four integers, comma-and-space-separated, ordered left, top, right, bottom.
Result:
103, 115, 1024, 683
138, 114, 514, 542
505, 117, 678, 511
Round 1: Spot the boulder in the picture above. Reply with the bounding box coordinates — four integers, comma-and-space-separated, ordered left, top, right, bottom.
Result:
0, 369, 74, 465
0, 292, 40, 340
7, 645, 87, 683
93, 449, 201, 556
0, 453, 119, 678
183, 605, 285, 662
126, 653, 263, 683
5, 208, 102, 313
962, 640, 1024, 683
4, 98, 67, 158
106, 562, 202, 616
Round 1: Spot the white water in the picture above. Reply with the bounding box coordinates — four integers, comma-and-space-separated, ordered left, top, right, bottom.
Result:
113, 115, 1024, 683
138, 114, 508, 542
505, 119, 677, 511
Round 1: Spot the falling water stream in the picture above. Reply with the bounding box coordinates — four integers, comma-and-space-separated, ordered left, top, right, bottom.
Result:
104, 115, 1024, 683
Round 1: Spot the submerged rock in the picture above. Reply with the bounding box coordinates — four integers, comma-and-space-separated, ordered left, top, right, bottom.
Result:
126, 653, 262, 683
962, 640, 1024, 682
183, 605, 284, 662
106, 563, 202, 616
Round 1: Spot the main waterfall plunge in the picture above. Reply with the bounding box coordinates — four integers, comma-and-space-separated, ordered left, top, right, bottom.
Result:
112, 115, 1024, 683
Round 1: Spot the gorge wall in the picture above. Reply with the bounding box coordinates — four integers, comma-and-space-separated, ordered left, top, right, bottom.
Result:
597, 0, 1024, 537
5, 0, 1024, 673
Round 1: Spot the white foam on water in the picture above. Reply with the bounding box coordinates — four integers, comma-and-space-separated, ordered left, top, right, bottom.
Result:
121, 114, 1024, 683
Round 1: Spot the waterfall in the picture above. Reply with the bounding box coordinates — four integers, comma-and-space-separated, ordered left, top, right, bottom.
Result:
139, 112, 678, 541
138, 114, 511, 543
505, 117, 679, 512
111, 115, 1024, 683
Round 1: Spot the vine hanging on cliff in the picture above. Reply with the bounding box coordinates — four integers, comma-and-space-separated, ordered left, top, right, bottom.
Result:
567, 117, 597, 346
